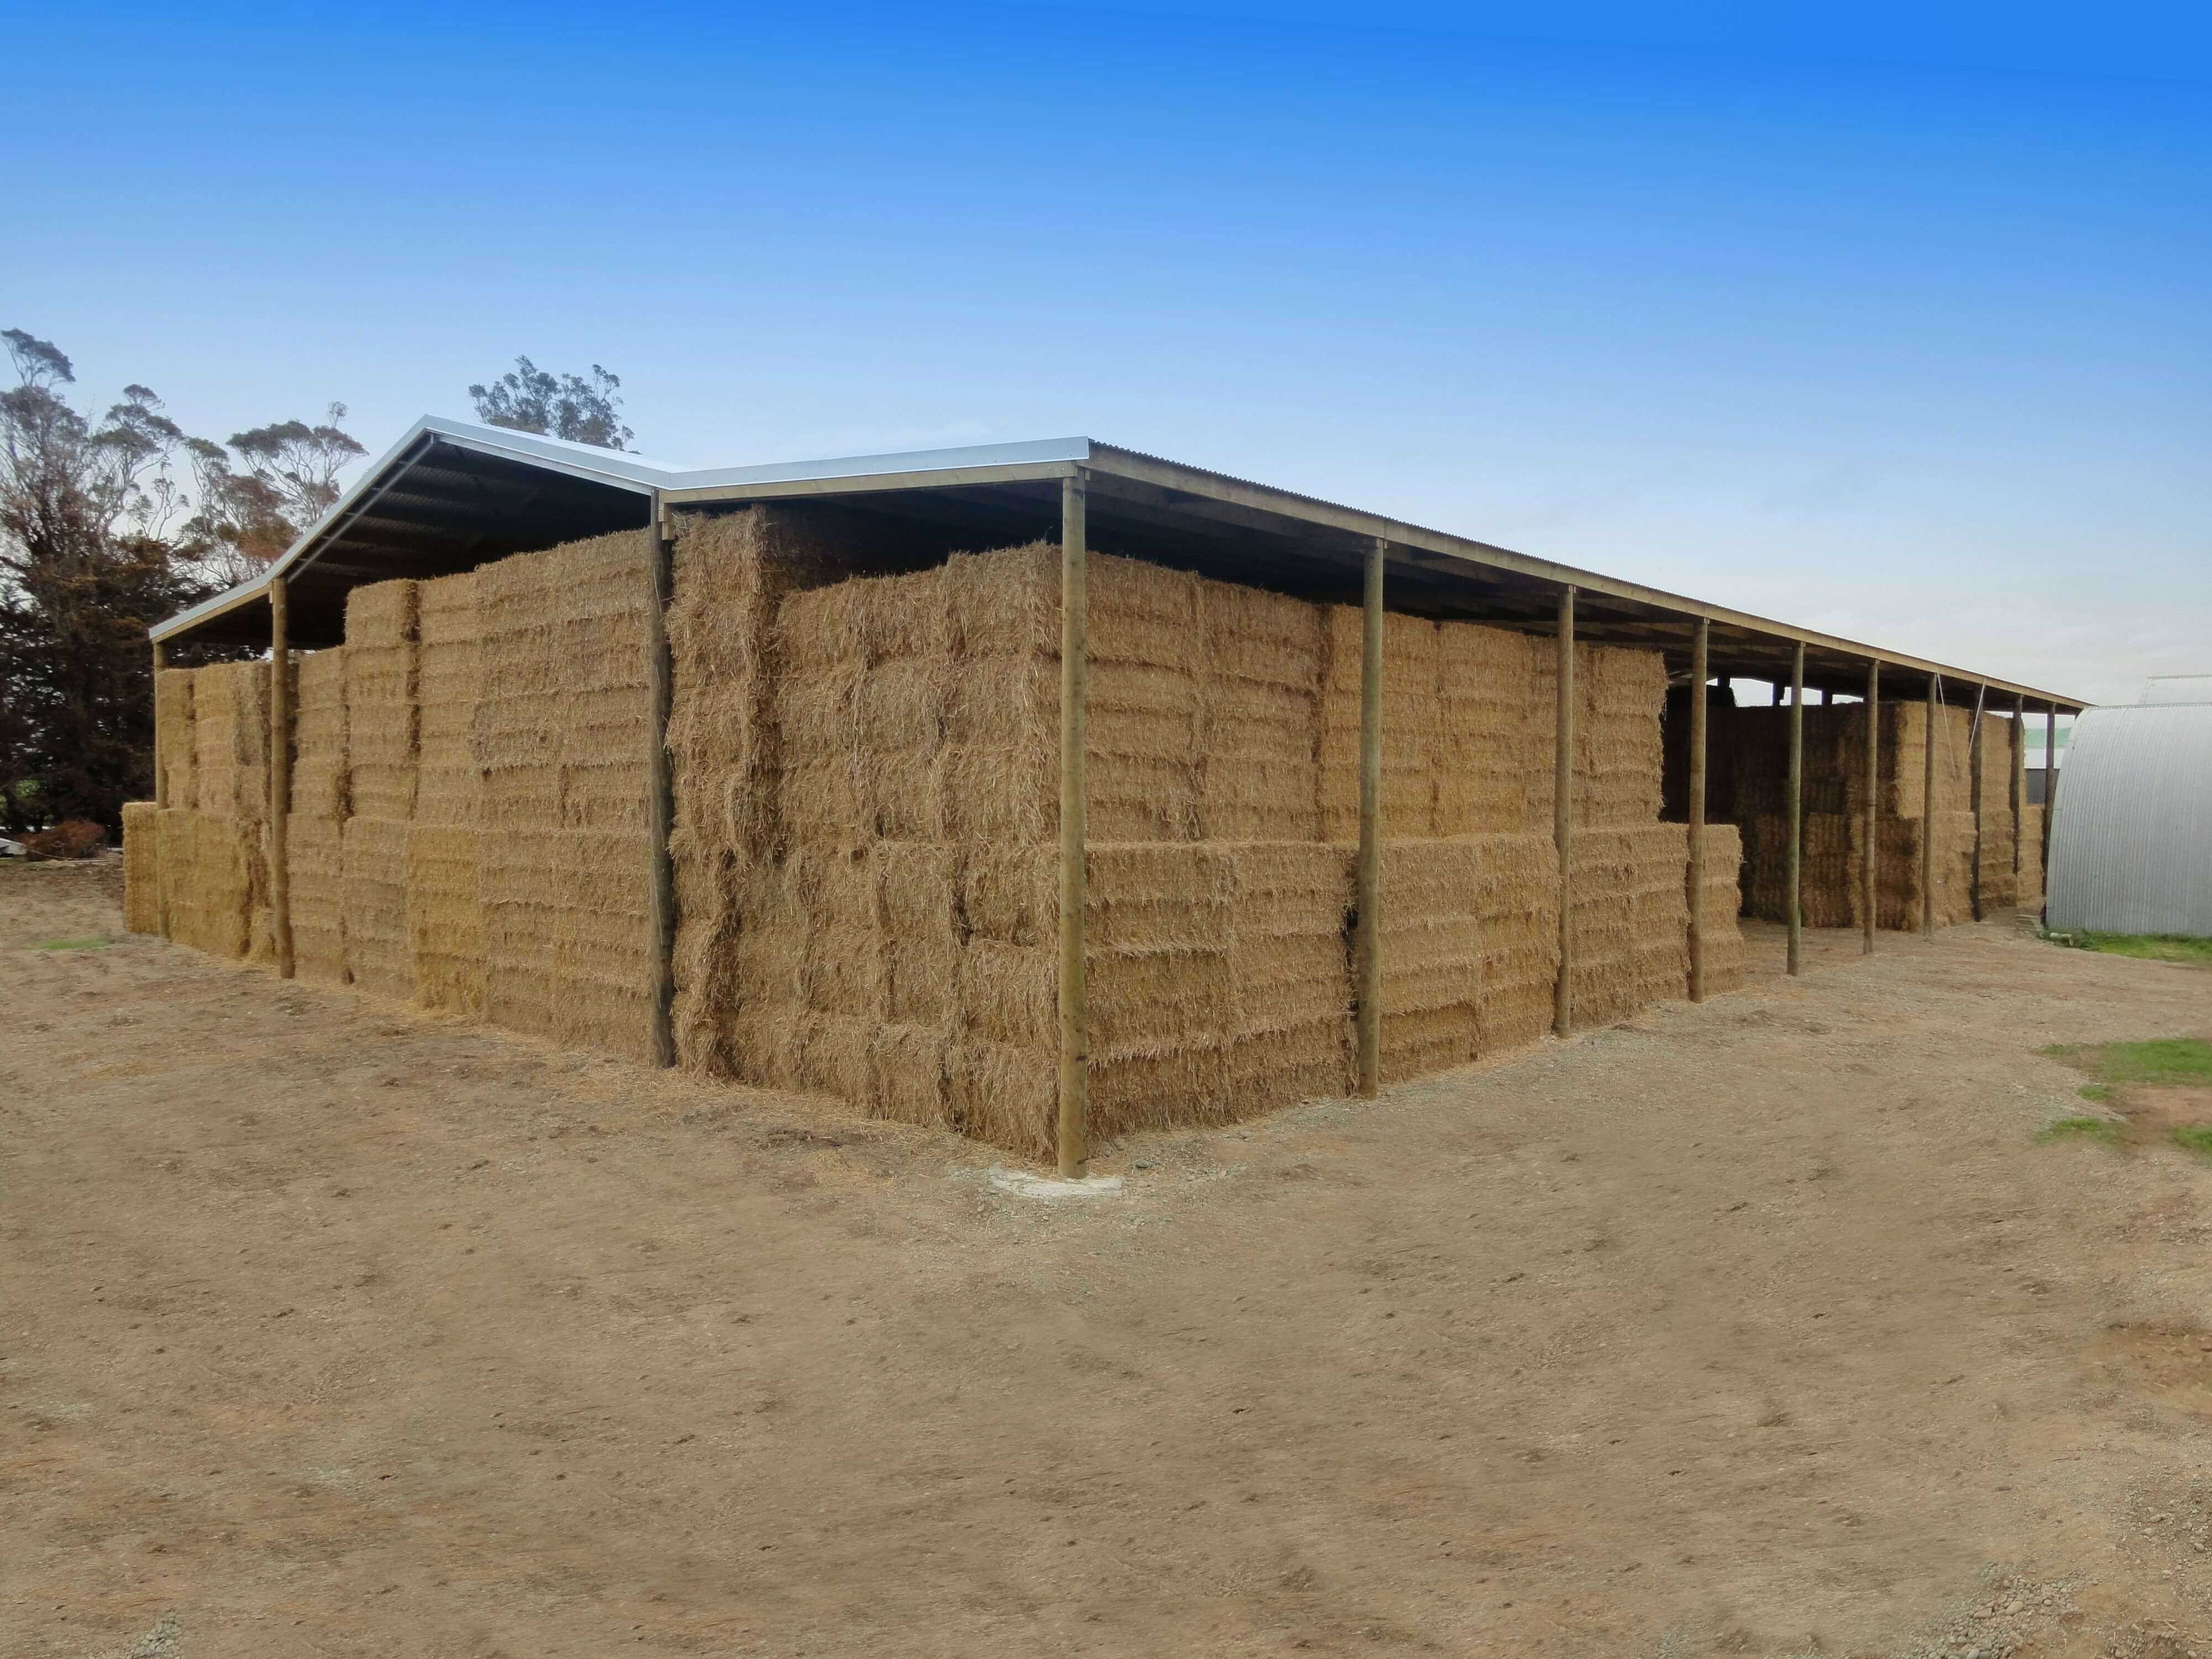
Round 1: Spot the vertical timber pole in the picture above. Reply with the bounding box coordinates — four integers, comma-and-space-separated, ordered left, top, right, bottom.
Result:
1922, 675, 1939, 937
268, 577, 294, 979
1862, 660, 1879, 954
152, 638, 169, 941
645, 497, 676, 1069
1058, 471, 1091, 1174
1968, 684, 1987, 920
1554, 587, 1576, 1038
2011, 693, 2026, 885
1687, 619, 1708, 1003
152, 639, 169, 807
1354, 535, 1385, 1099
2043, 701, 2058, 880
1786, 641, 1804, 976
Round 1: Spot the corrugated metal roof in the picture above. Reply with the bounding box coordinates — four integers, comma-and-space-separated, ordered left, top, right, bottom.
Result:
2046, 703, 2212, 937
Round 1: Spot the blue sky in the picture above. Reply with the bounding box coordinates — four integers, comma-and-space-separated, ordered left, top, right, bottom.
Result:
7, 2, 2206, 708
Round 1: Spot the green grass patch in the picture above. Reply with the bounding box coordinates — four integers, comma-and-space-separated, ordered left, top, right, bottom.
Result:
2041, 1037, 2212, 1087
2173, 1125, 2212, 1158
32, 936, 111, 951
2048, 931, 2212, 967
2078, 1082, 2112, 1104
2037, 1116, 2126, 1146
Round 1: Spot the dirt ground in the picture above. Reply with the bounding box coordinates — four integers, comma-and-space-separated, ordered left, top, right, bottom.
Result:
4, 859, 2209, 1658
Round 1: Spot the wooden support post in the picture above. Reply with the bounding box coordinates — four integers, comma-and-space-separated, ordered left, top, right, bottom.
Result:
268, 577, 294, 979
1554, 586, 1575, 1037
645, 503, 677, 1068
1058, 471, 1091, 1173
2041, 702, 2057, 891
2011, 693, 2026, 881
152, 638, 169, 941
1786, 640, 1804, 977
1922, 675, 1939, 937
1354, 535, 1385, 1098
1862, 659, 1879, 956
1968, 684, 1987, 920
1687, 619, 1708, 1003
152, 639, 168, 808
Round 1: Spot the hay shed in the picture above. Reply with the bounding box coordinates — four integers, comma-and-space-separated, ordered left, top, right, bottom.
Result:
138, 418, 2088, 1165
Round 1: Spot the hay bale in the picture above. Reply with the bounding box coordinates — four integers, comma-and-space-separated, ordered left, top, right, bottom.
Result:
1570, 825, 1689, 1026
342, 816, 414, 1000
1697, 823, 1747, 994
948, 1039, 1056, 1161
1223, 842, 1353, 1109
121, 801, 160, 933
343, 580, 419, 822
1319, 608, 1438, 842
288, 812, 347, 984
156, 808, 249, 958
406, 825, 486, 1015
290, 649, 348, 821
1473, 832, 1559, 1056
1436, 623, 1546, 836
2018, 805, 2044, 905
1377, 839, 1479, 1081
414, 572, 482, 828
156, 669, 197, 811
555, 828, 656, 1061
189, 662, 270, 821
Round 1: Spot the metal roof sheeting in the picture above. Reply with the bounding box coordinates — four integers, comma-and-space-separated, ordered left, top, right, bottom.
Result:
2046, 703, 2212, 937
2141, 675, 2212, 706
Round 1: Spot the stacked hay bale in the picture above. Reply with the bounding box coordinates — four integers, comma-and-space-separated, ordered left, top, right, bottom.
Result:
472, 531, 658, 1058
341, 582, 419, 1000
1221, 842, 1353, 1110
1196, 578, 1323, 842
1695, 823, 1747, 993
121, 801, 160, 933
1436, 624, 1546, 836
664, 508, 851, 1076
155, 670, 197, 810
409, 572, 487, 1014
157, 800, 250, 958
1377, 839, 1480, 1081
192, 661, 274, 961
2018, 804, 2045, 906
1970, 713, 2020, 916
1731, 701, 1980, 931
1470, 832, 1559, 1053
286, 649, 349, 982
1571, 825, 1691, 1025
1572, 645, 1668, 831
1319, 607, 1437, 842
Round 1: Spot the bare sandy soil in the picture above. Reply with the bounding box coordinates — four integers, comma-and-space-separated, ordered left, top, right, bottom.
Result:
4, 858, 2209, 1658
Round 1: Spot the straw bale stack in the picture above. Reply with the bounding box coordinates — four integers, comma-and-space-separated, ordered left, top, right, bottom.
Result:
1696, 823, 1747, 994
155, 670, 197, 810
189, 661, 271, 824
122, 801, 160, 933
1572, 646, 1668, 829
287, 649, 348, 983
1376, 839, 1479, 1081
2018, 805, 2044, 906
290, 650, 348, 820
343, 581, 418, 822
157, 807, 248, 958
341, 815, 413, 1000
1320, 607, 1437, 841
1970, 714, 2019, 915
1436, 624, 1546, 836
1571, 825, 1690, 1026
1222, 842, 1353, 1109
406, 573, 487, 1013
1470, 833, 1559, 1055
1196, 578, 1323, 843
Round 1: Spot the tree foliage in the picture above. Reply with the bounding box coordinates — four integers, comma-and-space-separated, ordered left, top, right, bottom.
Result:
468, 356, 633, 450
0, 327, 358, 835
